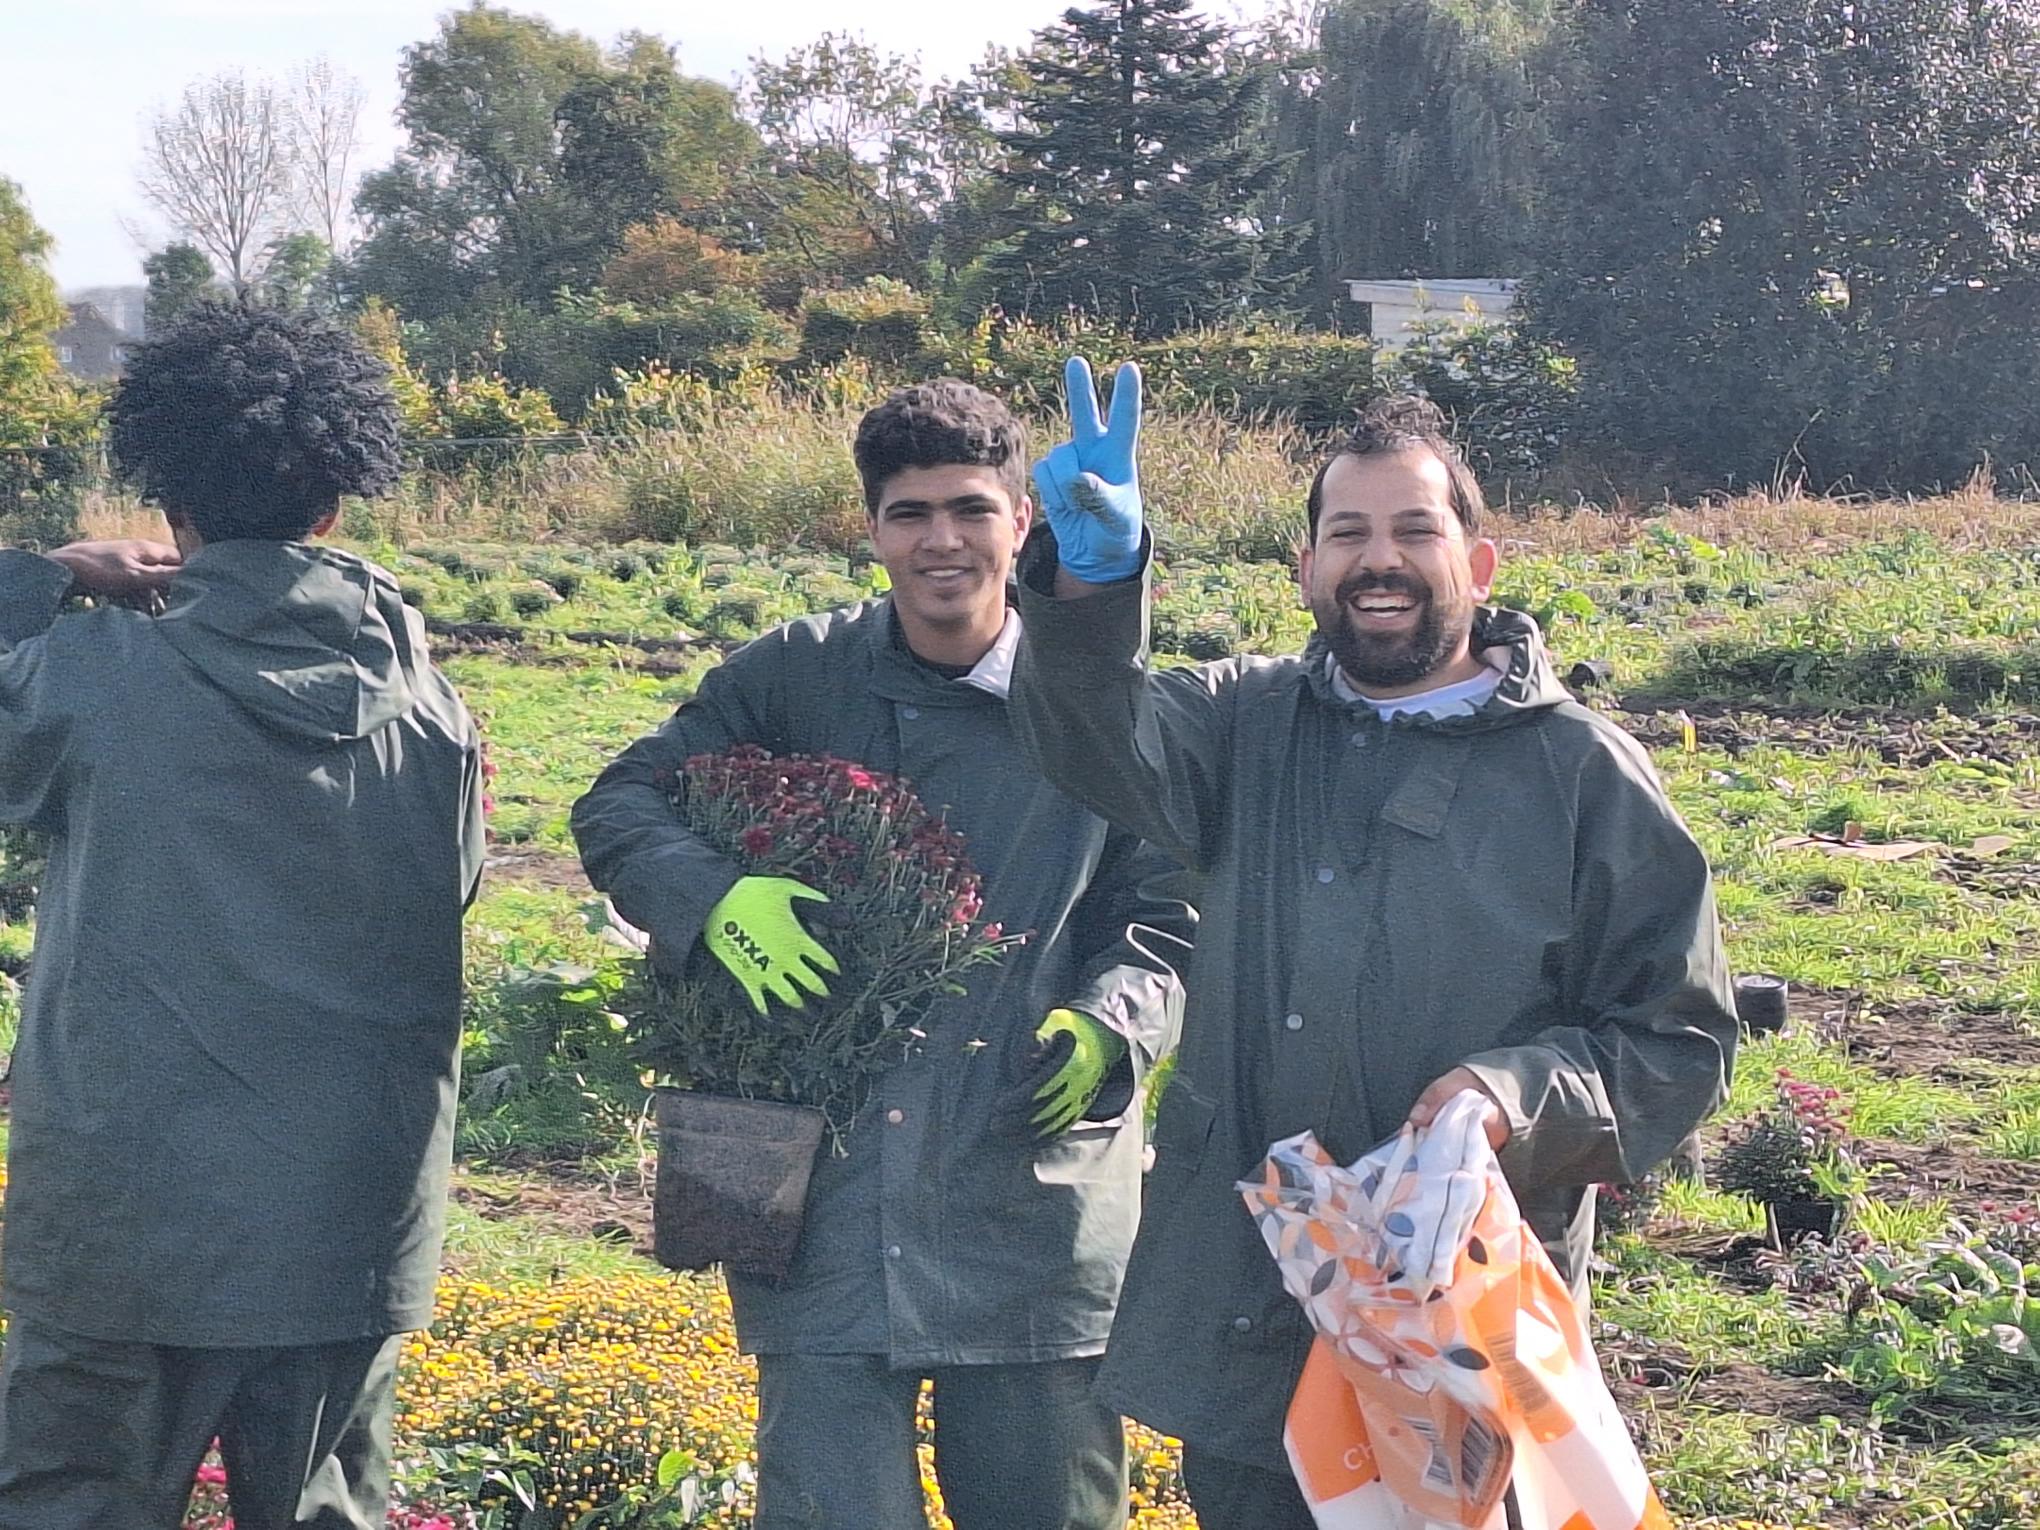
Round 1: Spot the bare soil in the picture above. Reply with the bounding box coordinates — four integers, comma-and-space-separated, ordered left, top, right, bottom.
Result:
451, 1165, 654, 1254
484, 848, 592, 893
1612, 701, 2040, 768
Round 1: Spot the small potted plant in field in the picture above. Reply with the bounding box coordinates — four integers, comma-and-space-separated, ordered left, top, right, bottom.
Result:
1593, 1170, 1666, 1243
1713, 1068, 1866, 1246
625, 746, 1020, 1283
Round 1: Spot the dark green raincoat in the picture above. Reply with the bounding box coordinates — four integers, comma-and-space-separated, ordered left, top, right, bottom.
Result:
0, 543, 484, 1347
573, 600, 1193, 1365
1009, 542, 1737, 1468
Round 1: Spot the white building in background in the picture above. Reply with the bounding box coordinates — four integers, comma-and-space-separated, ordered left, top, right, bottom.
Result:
1343, 278, 1517, 348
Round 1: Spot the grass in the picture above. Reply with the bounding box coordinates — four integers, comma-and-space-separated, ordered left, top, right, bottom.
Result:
449, 655, 706, 849
440, 1195, 652, 1285
418, 487, 2040, 1526
25, 443, 2040, 1526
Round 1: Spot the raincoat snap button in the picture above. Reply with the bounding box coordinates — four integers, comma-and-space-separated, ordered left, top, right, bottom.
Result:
1284, 1013, 1304, 1032
886, 1108, 905, 1125
1316, 866, 1336, 884
885, 1244, 903, 1260
1232, 1315, 1253, 1333
901, 706, 920, 720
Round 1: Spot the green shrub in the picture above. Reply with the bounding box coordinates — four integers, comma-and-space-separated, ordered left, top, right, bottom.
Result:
969, 317, 1377, 437
438, 374, 566, 441
528, 563, 583, 601
1381, 317, 1578, 485
409, 294, 794, 422
704, 587, 772, 637
798, 280, 942, 374
0, 374, 103, 549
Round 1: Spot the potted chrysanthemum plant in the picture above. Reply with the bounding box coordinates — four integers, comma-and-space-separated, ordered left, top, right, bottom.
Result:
628, 745, 1020, 1282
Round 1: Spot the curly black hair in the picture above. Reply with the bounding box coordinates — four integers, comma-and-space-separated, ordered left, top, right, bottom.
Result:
852, 378, 1028, 514
1305, 395, 1486, 541
109, 302, 402, 542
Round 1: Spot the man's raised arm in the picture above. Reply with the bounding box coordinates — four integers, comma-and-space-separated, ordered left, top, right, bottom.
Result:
1009, 358, 1236, 873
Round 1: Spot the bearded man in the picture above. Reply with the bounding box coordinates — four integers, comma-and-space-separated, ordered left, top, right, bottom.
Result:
1008, 370, 1738, 1529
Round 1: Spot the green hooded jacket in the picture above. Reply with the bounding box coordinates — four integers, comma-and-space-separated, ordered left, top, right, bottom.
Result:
0, 542, 484, 1347
572, 599, 1193, 1366
1009, 541, 1737, 1467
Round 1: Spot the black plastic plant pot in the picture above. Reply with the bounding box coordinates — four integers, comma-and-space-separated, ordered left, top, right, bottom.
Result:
1765, 1196, 1847, 1247
652, 1087, 826, 1285
1734, 974, 1792, 1035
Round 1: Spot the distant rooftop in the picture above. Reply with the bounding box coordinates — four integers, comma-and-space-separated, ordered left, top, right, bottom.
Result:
1342, 277, 1518, 305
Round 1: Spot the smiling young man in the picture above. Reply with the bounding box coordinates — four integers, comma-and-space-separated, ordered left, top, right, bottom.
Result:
572, 379, 1192, 1530
1009, 375, 1738, 1527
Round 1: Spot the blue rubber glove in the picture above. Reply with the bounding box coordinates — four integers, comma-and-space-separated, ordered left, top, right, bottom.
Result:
1032, 357, 1145, 584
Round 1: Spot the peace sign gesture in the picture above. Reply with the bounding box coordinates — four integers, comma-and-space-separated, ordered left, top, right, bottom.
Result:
1031, 357, 1146, 585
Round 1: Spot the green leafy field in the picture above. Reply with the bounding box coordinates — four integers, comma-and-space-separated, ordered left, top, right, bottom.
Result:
433, 495, 2040, 1528
7, 494, 2040, 1526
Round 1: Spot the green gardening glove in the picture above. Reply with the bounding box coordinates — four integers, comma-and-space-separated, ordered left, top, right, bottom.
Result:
1031, 1008, 1130, 1137
704, 876, 840, 1013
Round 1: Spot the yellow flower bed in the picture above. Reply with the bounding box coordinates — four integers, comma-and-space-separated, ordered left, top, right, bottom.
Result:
398, 1273, 1198, 1526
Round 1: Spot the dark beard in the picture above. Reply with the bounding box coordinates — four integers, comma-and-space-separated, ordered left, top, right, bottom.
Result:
1315, 571, 1473, 691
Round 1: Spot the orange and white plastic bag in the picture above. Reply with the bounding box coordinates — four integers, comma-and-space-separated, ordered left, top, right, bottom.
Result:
1239, 1089, 1669, 1530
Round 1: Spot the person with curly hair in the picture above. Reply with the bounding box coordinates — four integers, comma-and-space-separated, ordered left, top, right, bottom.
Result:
574, 378, 1194, 1529
0, 303, 485, 1530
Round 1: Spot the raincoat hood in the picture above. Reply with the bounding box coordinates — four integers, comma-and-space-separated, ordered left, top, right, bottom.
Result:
156, 540, 426, 741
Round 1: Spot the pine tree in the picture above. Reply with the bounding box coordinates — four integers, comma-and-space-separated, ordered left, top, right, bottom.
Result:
988, 0, 1302, 336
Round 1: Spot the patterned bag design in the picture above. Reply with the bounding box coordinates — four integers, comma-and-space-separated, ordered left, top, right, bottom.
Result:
1240, 1090, 1671, 1530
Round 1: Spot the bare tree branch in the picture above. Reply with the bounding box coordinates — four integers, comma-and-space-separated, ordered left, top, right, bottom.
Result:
285, 56, 367, 253
137, 71, 294, 296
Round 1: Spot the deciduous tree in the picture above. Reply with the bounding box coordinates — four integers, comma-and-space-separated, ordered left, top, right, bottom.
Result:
142, 242, 216, 333
138, 70, 294, 296
1525, 0, 2040, 491
285, 56, 368, 254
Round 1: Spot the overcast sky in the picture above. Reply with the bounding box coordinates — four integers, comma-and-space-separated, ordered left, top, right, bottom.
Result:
1, 0, 1091, 290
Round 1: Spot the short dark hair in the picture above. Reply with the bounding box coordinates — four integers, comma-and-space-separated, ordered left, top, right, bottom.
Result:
1305, 396, 1486, 541
853, 379, 1027, 514
109, 302, 402, 542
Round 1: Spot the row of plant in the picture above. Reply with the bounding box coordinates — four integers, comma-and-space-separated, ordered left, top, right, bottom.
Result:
1592, 1058, 2040, 1525
386, 521, 2040, 716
